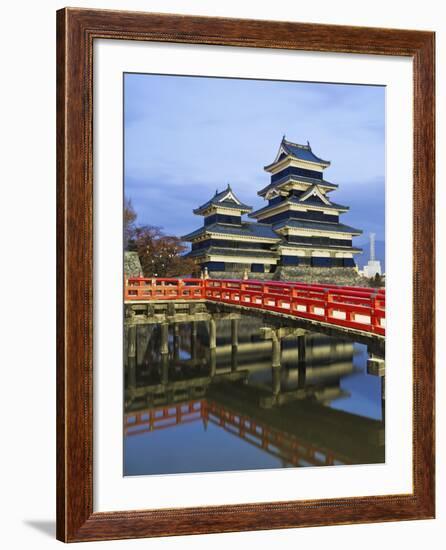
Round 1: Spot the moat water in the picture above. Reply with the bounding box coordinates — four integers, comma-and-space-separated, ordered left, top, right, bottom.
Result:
123, 314, 385, 476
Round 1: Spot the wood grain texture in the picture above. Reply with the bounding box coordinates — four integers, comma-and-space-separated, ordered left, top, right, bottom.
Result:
56, 7, 435, 543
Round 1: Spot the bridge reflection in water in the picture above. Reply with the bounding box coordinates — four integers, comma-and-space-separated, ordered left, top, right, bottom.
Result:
124, 307, 385, 476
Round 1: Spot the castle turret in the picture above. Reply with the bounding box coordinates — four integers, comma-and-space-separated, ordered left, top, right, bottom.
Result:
182, 184, 281, 275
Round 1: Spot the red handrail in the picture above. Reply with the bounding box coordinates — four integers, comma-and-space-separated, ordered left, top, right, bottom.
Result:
125, 277, 385, 336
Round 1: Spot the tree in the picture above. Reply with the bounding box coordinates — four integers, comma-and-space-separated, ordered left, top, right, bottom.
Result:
369, 272, 384, 288
124, 197, 137, 250
132, 224, 196, 277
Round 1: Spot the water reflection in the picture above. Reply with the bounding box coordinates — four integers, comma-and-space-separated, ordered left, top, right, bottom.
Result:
124, 312, 385, 476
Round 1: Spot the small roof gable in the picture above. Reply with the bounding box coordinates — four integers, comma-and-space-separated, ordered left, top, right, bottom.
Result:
266, 137, 331, 169
257, 174, 338, 198
194, 184, 252, 215
248, 194, 349, 219
299, 184, 331, 205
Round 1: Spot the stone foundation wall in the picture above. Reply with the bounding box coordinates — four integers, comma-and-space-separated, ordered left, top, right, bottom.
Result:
207, 267, 369, 286
209, 271, 275, 281
124, 251, 143, 277
124, 252, 371, 287
272, 266, 367, 286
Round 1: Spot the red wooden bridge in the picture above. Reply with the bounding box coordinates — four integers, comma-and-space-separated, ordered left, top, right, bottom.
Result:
125, 277, 385, 337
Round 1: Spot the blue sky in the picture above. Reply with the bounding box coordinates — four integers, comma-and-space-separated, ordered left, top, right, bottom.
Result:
124, 73, 385, 259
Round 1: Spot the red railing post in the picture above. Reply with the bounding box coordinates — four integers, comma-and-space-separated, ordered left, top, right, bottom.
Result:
370, 291, 383, 333
177, 278, 184, 299
325, 290, 333, 322
201, 278, 206, 299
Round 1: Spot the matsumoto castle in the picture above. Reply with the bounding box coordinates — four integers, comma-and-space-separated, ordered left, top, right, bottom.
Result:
183, 137, 363, 277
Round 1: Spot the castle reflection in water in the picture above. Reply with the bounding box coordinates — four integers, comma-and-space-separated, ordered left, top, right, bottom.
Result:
124, 311, 385, 476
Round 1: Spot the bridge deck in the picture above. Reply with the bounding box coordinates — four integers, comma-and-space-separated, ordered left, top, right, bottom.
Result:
125, 277, 385, 339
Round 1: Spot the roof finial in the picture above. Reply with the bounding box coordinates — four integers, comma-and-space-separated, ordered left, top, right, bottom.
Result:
227, 182, 231, 190
306, 140, 311, 148
282, 133, 286, 141
215, 188, 219, 195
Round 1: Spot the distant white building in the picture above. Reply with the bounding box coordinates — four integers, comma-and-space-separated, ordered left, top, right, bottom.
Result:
363, 233, 382, 278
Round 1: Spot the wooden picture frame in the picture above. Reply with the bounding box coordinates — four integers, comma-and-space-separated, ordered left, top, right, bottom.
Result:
56, 7, 435, 542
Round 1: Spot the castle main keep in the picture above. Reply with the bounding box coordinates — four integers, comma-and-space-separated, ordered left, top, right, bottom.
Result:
183, 137, 362, 279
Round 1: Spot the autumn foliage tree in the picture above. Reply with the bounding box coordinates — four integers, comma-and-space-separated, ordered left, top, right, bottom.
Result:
124, 197, 196, 277
130, 225, 194, 277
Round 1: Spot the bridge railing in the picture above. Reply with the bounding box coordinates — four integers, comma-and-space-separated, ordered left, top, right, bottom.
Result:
204, 279, 385, 336
125, 277, 204, 301
125, 277, 385, 336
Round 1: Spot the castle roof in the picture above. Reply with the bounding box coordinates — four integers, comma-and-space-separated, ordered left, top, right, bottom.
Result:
193, 184, 252, 215
265, 137, 331, 170
182, 222, 281, 242
279, 242, 363, 253
258, 174, 338, 197
273, 219, 363, 235
187, 247, 279, 259
250, 192, 349, 218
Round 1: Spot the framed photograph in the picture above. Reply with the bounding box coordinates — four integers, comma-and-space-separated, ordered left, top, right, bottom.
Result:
56, 8, 435, 542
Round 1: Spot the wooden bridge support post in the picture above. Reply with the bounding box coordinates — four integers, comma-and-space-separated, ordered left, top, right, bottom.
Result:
210, 348, 217, 378
297, 335, 306, 364
366, 352, 386, 422
271, 330, 281, 369
127, 324, 137, 391
191, 321, 198, 361
136, 326, 151, 366
160, 322, 170, 384
231, 347, 238, 372
202, 405, 209, 431
161, 353, 169, 385
259, 327, 288, 369
231, 318, 239, 372
297, 335, 307, 388
209, 318, 217, 350
231, 319, 239, 348
173, 324, 180, 361
272, 367, 281, 399
160, 322, 169, 356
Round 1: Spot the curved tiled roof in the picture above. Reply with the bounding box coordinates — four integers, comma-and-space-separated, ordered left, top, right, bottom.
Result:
250, 195, 349, 218
273, 219, 363, 235
182, 222, 281, 242
281, 139, 330, 165
265, 137, 331, 170
297, 197, 349, 210
194, 184, 252, 215
187, 247, 278, 259
279, 242, 362, 253
258, 174, 338, 197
